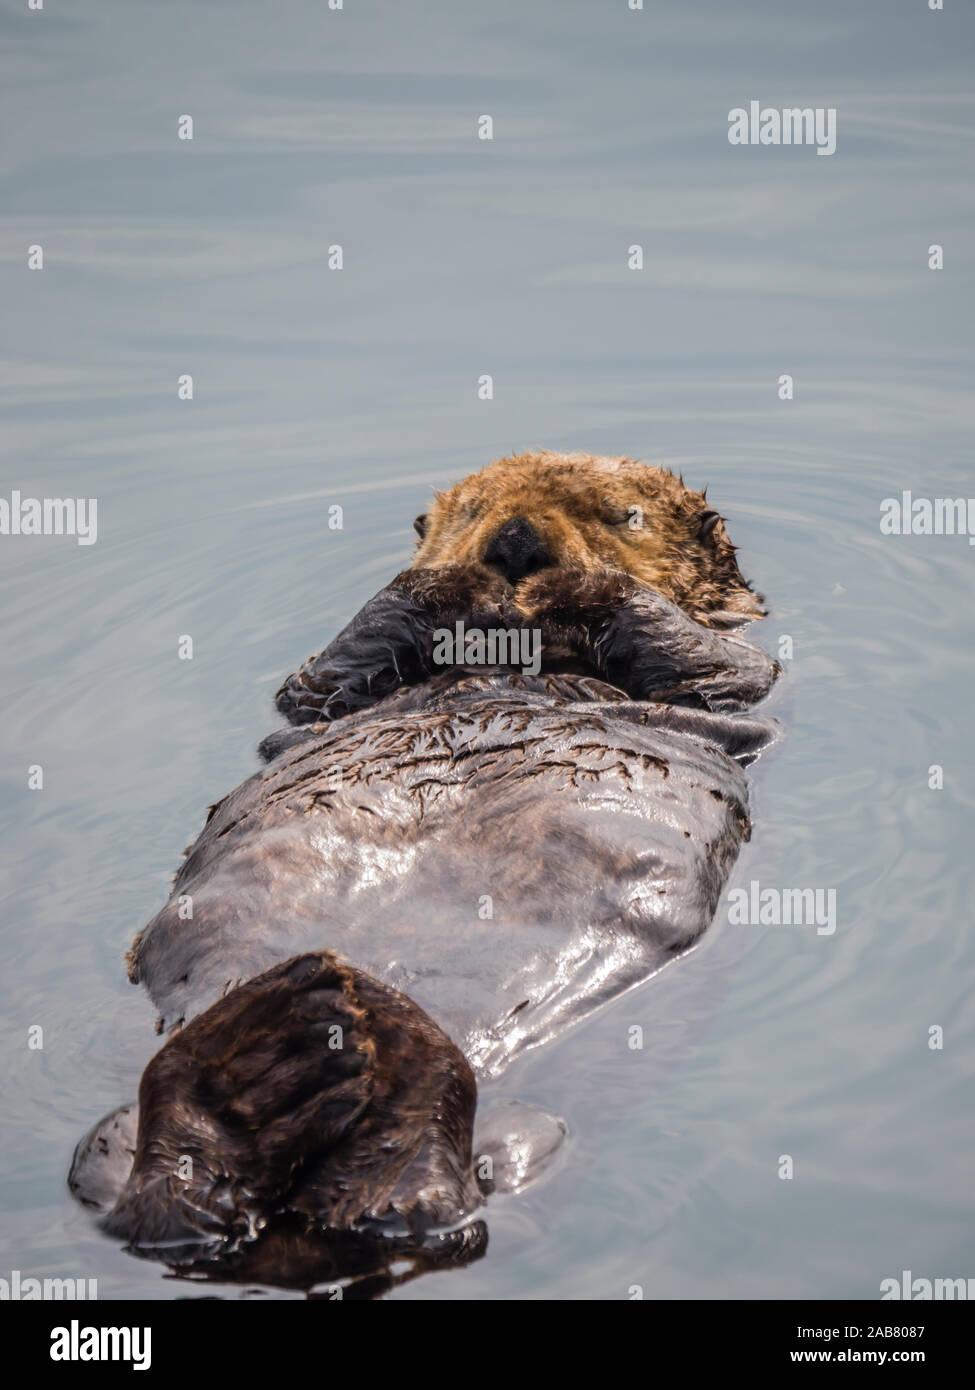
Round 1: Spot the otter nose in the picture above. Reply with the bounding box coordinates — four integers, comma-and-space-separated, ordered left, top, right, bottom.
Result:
483, 517, 552, 584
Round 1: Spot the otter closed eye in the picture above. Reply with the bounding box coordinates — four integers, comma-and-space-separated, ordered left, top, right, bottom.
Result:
599, 501, 632, 526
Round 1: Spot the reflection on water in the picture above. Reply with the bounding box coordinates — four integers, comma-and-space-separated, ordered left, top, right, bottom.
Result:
2, 0, 974, 1298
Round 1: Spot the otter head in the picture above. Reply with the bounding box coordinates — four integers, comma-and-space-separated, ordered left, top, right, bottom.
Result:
413, 451, 765, 627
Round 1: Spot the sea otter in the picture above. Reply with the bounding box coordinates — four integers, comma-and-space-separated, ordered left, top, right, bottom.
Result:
70, 451, 780, 1295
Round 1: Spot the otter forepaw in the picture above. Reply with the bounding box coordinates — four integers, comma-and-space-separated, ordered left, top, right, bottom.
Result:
273, 566, 517, 729
514, 565, 635, 628
394, 563, 516, 630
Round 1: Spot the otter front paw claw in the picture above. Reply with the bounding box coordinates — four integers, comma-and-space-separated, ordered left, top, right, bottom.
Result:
275, 661, 398, 725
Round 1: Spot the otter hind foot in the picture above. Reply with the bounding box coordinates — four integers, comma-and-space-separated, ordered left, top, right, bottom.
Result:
69, 1103, 139, 1214
103, 953, 376, 1256
473, 1100, 567, 1196
103, 952, 480, 1265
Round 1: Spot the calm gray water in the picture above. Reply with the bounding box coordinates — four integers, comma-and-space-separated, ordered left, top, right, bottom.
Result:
2, 0, 974, 1300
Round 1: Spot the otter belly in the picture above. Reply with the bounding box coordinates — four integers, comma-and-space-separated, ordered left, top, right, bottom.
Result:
130, 682, 775, 1079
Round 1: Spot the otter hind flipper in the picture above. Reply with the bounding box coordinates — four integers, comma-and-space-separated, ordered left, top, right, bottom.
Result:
102, 953, 375, 1257
68, 1102, 139, 1214
102, 952, 480, 1264
473, 1100, 567, 1195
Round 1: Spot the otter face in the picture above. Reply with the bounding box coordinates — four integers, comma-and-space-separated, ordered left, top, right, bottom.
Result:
413, 451, 765, 626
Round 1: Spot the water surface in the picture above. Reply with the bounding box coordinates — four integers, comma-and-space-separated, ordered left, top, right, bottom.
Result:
2, 0, 974, 1299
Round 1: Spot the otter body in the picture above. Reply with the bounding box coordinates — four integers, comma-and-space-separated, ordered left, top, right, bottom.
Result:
133, 670, 773, 1078
71, 453, 780, 1292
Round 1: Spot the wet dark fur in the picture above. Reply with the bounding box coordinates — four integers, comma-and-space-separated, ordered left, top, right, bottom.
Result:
71, 457, 780, 1295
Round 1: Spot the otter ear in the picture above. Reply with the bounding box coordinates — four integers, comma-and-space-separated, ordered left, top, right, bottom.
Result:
413, 514, 428, 538
698, 509, 721, 541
